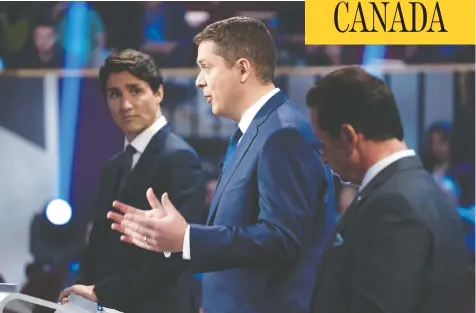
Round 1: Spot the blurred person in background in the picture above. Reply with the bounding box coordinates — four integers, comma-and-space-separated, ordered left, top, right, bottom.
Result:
0, 2, 39, 66
59, 49, 206, 313
306, 45, 343, 66
52, 1, 109, 68
141, 2, 195, 67
422, 121, 475, 208
7, 16, 63, 69
20, 262, 68, 303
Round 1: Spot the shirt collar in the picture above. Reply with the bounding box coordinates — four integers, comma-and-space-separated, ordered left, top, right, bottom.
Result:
237, 88, 280, 134
124, 115, 167, 154
359, 149, 416, 191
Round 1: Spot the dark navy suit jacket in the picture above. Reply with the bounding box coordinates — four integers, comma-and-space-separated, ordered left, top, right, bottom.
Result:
188, 90, 336, 313
77, 125, 206, 313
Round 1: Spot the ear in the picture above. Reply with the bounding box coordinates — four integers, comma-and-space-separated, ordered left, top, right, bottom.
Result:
340, 124, 359, 147
236, 58, 252, 84
154, 84, 164, 105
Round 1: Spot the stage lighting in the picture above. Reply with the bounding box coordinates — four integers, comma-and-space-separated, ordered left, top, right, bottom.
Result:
45, 199, 72, 226
30, 200, 86, 265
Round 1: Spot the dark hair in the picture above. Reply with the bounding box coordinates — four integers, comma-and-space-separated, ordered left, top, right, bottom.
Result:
193, 16, 277, 83
99, 49, 163, 93
33, 12, 56, 29
306, 66, 404, 141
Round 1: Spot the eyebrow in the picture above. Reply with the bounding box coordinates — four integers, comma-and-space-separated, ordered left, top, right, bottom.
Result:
107, 83, 141, 91
125, 83, 141, 89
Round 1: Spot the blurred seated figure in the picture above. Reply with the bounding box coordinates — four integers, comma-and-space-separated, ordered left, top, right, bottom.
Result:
422, 121, 475, 208
403, 45, 442, 64
141, 2, 195, 67
53, 1, 108, 68
305, 45, 343, 66
7, 16, 63, 69
20, 262, 68, 303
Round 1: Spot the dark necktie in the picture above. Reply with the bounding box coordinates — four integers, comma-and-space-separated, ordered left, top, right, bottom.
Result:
222, 127, 243, 173
118, 144, 137, 193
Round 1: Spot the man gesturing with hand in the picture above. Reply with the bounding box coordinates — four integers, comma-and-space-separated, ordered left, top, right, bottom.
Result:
107, 17, 336, 313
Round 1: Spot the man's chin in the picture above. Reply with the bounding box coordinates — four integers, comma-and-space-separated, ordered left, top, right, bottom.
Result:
123, 126, 145, 139
211, 104, 221, 117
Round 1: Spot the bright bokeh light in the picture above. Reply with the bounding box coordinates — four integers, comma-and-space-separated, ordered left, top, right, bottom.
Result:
45, 199, 72, 226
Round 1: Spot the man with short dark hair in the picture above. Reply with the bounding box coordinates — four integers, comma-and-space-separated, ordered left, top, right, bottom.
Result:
8, 18, 63, 69
307, 66, 467, 313
60, 49, 206, 313
108, 17, 336, 313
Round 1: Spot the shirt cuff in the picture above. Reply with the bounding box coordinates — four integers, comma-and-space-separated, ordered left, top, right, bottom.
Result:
183, 224, 191, 260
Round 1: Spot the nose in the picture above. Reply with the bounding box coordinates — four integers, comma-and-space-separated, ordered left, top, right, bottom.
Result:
120, 98, 133, 110
195, 71, 206, 88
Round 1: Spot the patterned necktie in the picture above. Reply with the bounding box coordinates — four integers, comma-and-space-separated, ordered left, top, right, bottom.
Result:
222, 127, 243, 172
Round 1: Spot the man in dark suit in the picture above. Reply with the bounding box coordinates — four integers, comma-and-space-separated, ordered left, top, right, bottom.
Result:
107, 17, 336, 313
59, 49, 206, 313
306, 66, 468, 313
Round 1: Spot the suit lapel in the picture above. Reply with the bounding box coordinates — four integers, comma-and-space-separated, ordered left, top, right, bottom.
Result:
323, 155, 424, 253
116, 125, 170, 201
101, 158, 121, 212
207, 91, 288, 224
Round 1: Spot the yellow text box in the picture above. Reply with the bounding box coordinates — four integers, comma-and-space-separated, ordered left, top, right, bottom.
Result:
305, 0, 475, 44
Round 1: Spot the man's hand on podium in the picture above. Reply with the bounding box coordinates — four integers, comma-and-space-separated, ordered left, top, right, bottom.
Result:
59, 284, 98, 304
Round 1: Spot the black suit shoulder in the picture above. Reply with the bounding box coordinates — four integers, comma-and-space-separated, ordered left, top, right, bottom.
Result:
351, 165, 467, 313
313, 157, 467, 313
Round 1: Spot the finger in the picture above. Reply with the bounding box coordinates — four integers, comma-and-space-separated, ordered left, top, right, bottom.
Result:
121, 234, 159, 253
147, 188, 164, 212
59, 290, 68, 302
123, 211, 159, 229
60, 287, 73, 299
111, 222, 126, 235
112, 200, 147, 216
161, 192, 178, 215
121, 219, 157, 240
124, 225, 158, 247
107, 211, 124, 224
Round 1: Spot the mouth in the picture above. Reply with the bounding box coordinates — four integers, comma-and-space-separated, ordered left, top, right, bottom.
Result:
204, 95, 212, 104
121, 115, 136, 122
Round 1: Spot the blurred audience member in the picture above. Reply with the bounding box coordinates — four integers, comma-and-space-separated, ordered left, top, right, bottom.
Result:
403, 45, 441, 64
422, 121, 475, 208
53, 1, 108, 68
7, 16, 63, 69
20, 262, 68, 302
0, 3, 34, 63
141, 2, 195, 67
306, 45, 343, 66
0, 274, 5, 283
447, 45, 475, 63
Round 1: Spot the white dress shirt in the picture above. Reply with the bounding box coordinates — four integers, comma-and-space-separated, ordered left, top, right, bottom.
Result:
179, 87, 281, 260
125, 115, 168, 168
358, 149, 416, 191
